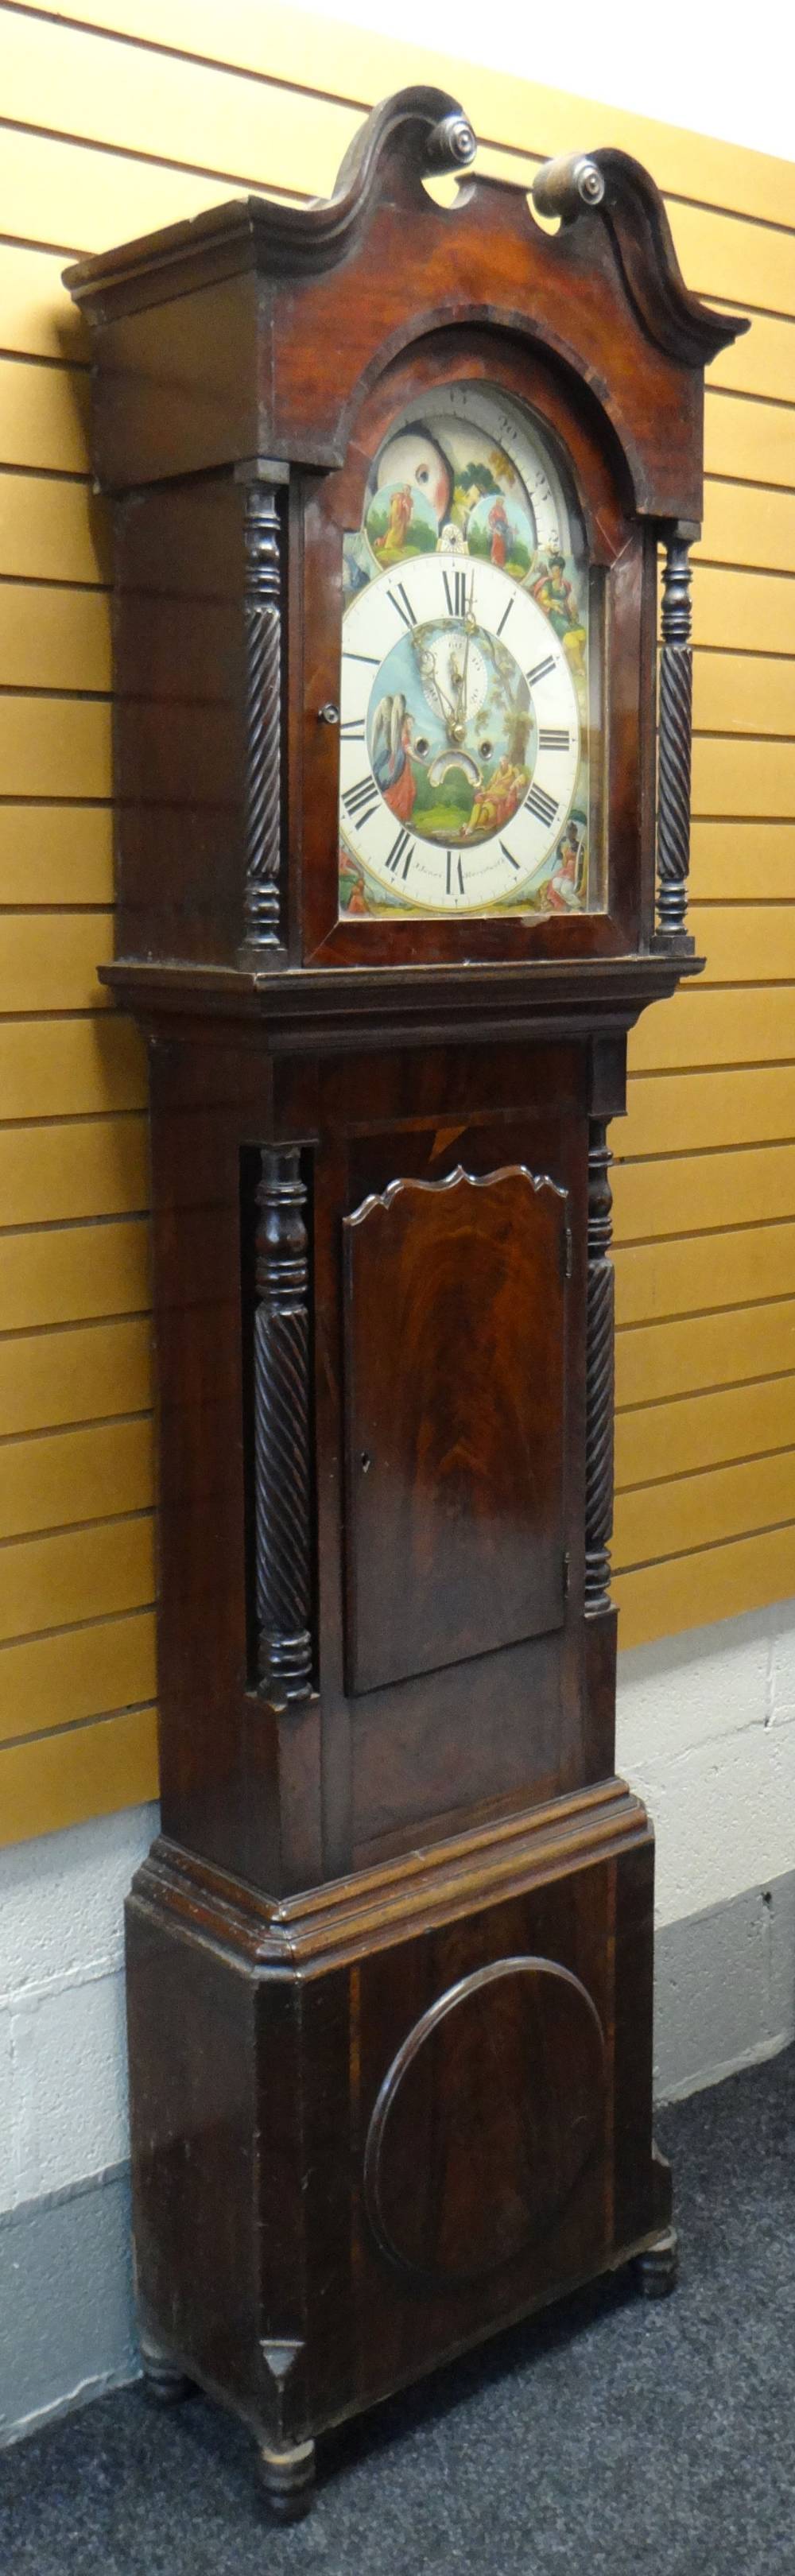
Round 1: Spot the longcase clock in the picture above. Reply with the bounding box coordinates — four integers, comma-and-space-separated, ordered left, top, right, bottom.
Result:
66, 90, 747, 2518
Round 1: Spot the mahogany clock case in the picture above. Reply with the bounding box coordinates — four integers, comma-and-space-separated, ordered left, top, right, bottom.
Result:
64, 90, 747, 2511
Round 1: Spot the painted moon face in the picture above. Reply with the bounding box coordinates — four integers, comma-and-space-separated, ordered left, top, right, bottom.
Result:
375, 429, 452, 526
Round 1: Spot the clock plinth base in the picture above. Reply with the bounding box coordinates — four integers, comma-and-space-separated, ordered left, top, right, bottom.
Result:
125, 1781, 672, 2477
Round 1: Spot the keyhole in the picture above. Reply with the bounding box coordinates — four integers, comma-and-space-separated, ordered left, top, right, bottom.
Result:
360, 1451, 371, 1473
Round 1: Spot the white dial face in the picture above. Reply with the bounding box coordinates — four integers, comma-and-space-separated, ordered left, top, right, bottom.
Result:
339, 555, 580, 914
339, 380, 593, 921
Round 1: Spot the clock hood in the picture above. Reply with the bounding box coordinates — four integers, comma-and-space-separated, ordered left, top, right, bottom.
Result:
64, 86, 747, 526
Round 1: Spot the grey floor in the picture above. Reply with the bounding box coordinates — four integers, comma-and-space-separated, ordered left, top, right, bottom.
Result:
2, 2046, 793, 2575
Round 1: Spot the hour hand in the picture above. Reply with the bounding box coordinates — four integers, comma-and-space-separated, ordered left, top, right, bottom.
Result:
448, 662, 469, 744
432, 672, 456, 723
428, 676, 460, 738
421, 646, 463, 739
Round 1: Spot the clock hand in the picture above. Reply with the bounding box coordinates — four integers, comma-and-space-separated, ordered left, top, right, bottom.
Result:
458, 623, 471, 722
450, 579, 476, 741
417, 636, 456, 727
427, 666, 464, 744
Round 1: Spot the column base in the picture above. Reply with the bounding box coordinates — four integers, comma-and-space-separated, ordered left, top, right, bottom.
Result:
139, 2336, 195, 2405
632, 2225, 679, 2299
258, 2437, 316, 2521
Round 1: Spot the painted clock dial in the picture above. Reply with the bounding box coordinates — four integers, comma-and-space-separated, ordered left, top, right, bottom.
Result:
338, 382, 596, 921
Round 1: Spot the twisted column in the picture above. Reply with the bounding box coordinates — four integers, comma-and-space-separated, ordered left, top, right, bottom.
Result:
656, 530, 693, 942
242, 483, 281, 948
253, 1148, 312, 1705
584, 1122, 615, 1616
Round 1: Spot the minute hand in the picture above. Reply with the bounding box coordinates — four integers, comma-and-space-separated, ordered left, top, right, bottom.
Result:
459, 624, 471, 716
455, 580, 476, 724
449, 634, 472, 743
421, 654, 456, 726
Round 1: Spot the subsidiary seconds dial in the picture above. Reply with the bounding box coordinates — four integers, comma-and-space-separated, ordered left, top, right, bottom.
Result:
339, 554, 580, 914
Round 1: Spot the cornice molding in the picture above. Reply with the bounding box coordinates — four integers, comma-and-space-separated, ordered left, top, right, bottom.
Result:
65, 90, 747, 377
65, 84, 476, 303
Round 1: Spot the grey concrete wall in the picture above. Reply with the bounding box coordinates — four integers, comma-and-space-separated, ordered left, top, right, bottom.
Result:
654, 1870, 795, 2101
0, 2166, 137, 2445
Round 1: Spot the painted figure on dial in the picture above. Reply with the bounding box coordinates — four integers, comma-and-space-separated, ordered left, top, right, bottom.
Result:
487, 496, 510, 568
371, 695, 420, 824
530, 551, 587, 675
547, 814, 588, 910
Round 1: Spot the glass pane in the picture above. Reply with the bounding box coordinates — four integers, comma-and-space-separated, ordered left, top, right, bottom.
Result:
338, 382, 600, 922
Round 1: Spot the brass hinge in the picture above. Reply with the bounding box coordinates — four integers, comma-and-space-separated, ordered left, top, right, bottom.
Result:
562, 1550, 570, 1600
563, 1224, 573, 1280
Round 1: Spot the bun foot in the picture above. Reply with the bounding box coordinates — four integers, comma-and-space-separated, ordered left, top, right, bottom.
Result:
633, 2223, 679, 2298
258, 2436, 316, 2521
139, 2336, 194, 2404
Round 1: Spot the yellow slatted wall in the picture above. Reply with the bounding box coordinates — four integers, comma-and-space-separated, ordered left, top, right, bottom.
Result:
0, 0, 793, 1847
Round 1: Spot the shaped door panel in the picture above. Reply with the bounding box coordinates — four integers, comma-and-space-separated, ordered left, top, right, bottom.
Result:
343, 1163, 569, 1694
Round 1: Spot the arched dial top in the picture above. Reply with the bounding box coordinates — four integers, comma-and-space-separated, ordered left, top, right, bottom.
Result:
339, 380, 595, 922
